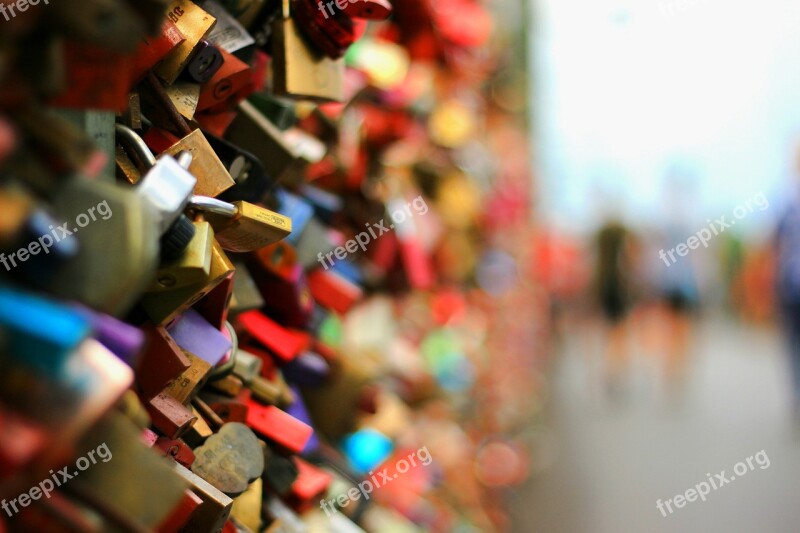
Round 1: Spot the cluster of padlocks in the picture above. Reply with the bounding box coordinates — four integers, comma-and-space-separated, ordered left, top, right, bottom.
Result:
0, 0, 539, 531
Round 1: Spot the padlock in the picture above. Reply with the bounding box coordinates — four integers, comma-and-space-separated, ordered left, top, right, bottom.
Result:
247, 92, 297, 131
120, 92, 144, 131
272, 188, 314, 245
340, 0, 392, 20
68, 413, 191, 531
207, 373, 244, 397
172, 462, 234, 533
209, 320, 238, 378
290, 0, 354, 59
44, 177, 160, 316
196, 48, 253, 113
188, 195, 291, 253
0, 285, 90, 374
167, 308, 233, 366
225, 101, 325, 184
191, 422, 264, 495
156, 0, 218, 84
131, 19, 187, 82
116, 124, 197, 234
263, 453, 298, 498
230, 477, 262, 532
245, 241, 314, 329
270, 0, 344, 101
307, 266, 363, 314
157, 489, 204, 533
183, 404, 217, 447
205, 130, 275, 204
163, 350, 213, 404
250, 375, 292, 406
245, 402, 313, 454
150, 220, 214, 292
192, 269, 235, 330
145, 73, 237, 198
141, 240, 235, 325
147, 392, 198, 439
237, 310, 310, 363
183, 39, 224, 84
156, 436, 197, 468
281, 351, 329, 386
284, 458, 332, 512
136, 325, 192, 399
73, 305, 146, 366
166, 81, 202, 120
200, 0, 256, 57
232, 348, 263, 385
230, 261, 266, 314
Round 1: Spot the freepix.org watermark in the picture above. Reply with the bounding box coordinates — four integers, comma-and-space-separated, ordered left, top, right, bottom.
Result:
317, 0, 361, 19
0, 200, 113, 273
659, 192, 768, 267
0, 0, 49, 23
2, 441, 112, 518
319, 446, 433, 516
317, 195, 429, 270
656, 449, 770, 517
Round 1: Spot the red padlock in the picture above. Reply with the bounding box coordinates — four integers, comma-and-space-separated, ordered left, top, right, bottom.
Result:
237, 310, 311, 364
245, 401, 313, 454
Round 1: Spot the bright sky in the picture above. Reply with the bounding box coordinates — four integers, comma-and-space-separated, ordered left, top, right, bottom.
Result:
532, 0, 800, 236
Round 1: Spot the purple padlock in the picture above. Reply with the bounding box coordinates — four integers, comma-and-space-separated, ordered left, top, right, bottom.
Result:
167, 309, 232, 366
281, 351, 330, 386
73, 305, 145, 367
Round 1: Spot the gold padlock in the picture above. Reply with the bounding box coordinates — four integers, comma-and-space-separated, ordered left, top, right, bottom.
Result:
231, 477, 263, 532
148, 220, 215, 292
155, 0, 218, 84
146, 73, 236, 198
271, 0, 344, 102
141, 241, 235, 325
189, 196, 292, 253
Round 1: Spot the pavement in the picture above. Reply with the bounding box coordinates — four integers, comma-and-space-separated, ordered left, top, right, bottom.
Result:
508, 314, 800, 533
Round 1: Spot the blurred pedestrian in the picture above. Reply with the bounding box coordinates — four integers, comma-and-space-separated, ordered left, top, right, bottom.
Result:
594, 219, 638, 395
774, 191, 800, 422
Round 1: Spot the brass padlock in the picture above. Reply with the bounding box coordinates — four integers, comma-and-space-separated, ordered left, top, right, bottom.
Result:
45, 178, 160, 316
141, 240, 235, 325
146, 73, 236, 198
188, 196, 291, 252
68, 413, 191, 531
155, 0, 218, 84
149, 220, 215, 292
271, 0, 344, 102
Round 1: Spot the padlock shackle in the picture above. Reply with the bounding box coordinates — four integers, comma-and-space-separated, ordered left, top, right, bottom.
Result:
115, 124, 156, 168
188, 196, 238, 218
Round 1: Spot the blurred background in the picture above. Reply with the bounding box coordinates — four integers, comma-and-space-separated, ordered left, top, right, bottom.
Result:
509, 0, 800, 531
